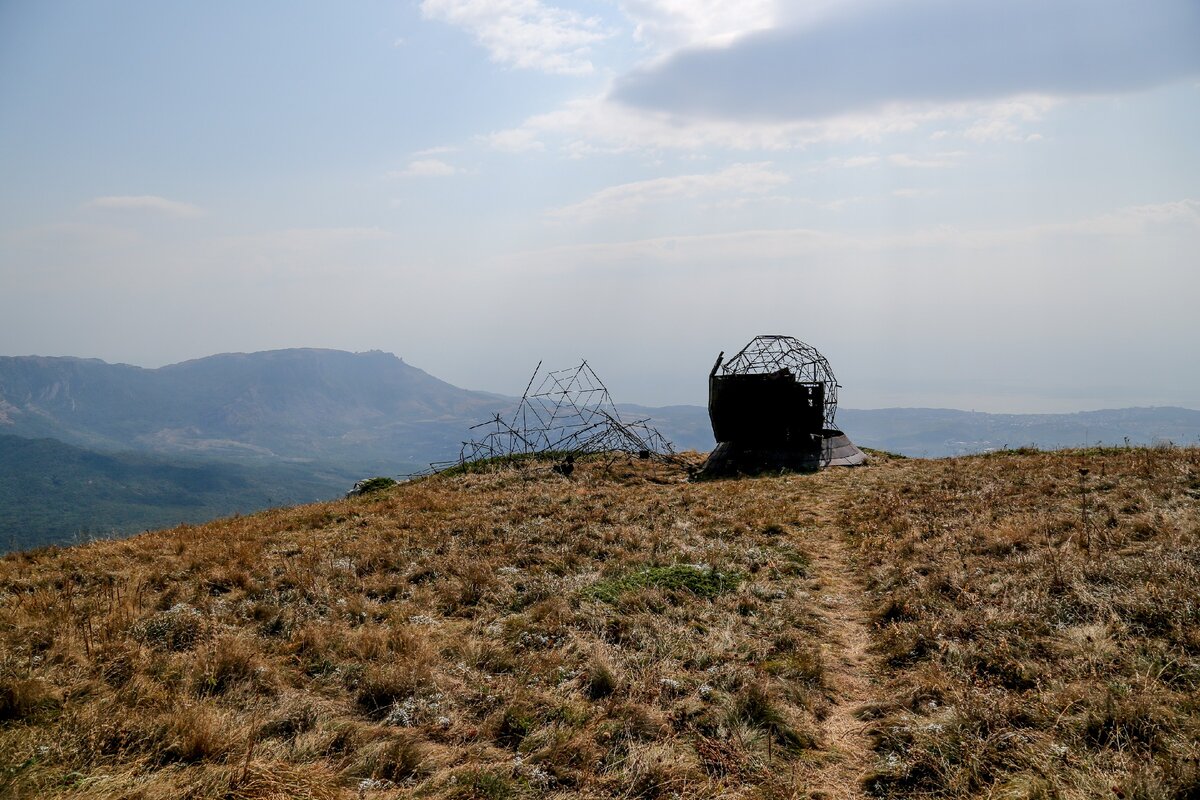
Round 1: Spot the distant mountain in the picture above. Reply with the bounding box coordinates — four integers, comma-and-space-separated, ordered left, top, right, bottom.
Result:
624, 404, 1200, 458
0, 434, 353, 552
0, 349, 508, 473
4, 351, 1195, 463
837, 406, 1200, 456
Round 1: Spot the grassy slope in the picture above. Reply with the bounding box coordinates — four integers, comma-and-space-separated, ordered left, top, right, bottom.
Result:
0, 448, 1197, 799
843, 448, 1200, 798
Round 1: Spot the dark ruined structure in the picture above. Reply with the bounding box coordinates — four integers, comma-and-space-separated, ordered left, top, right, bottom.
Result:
440, 360, 678, 471
699, 335, 865, 477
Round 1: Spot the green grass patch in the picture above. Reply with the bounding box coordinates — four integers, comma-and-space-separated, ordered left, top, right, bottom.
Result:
861, 447, 907, 459
347, 476, 398, 496
582, 564, 743, 604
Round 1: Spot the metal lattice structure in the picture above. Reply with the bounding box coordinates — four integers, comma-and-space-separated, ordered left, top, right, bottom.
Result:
451, 361, 676, 466
718, 335, 839, 429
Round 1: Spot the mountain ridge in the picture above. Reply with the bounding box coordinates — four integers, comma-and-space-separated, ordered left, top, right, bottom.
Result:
2, 348, 1198, 551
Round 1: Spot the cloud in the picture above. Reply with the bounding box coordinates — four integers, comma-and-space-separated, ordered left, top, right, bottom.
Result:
84, 195, 203, 218
390, 158, 462, 177
887, 152, 963, 169
412, 145, 458, 157
837, 155, 880, 168
613, 0, 1200, 121
486, 91, 1039, 155
484, 127, 546, 152
508, 199, 1200, 270
617, 0, 777, 49
420, 0, 610, 75
549, 162, 789, 221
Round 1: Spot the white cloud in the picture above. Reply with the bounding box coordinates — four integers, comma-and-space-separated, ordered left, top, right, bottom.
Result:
549, 162, 789, 221
1046, 199, 1200, 237
486, 93, 1049, 155
962, 98, 1056, 142
83, 195, 203, 218
510, 199, 1200, 268
887, 152, 964, 168
390, 158, 462, 177
618, 0, 777, 49
420, 0, 610, 75
838, 155, 881, 168
483, 127, 545, 153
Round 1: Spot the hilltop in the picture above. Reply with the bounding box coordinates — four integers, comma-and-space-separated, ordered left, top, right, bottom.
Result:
1, 447, 1197, 799
4, 348, 1197, 551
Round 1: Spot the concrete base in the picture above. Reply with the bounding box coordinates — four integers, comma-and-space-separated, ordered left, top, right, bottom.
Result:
697, 429, 867, 478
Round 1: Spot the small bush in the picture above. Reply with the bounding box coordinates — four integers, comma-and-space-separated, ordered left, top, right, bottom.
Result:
0, 677, 61, 722
353, 733, 427, 783
731, 683, 816, 751
446, 768, 516, 800
347, 477, 398, 497
133, 604, 204, 651
158, 704, 240, 764
490, 701, 538, 749
585, 656, 618, 700
355, 662, 434, 718
191, 636, 271, 697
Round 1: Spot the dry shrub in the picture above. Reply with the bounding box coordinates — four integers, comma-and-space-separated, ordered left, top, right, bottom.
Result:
619, 742, 700, 799
0, 676, 61, 722
487, 698, 540, 750
584, 654, 619, 700
730, 683, 816, 752
437, 561, 501, 616
133, 604, 204, 651
354, 660, 434, 718
1081, 685, 1179, 753
158, 703, 244, 764
444, 767, 516, 800
350, 732, 428, 783
229, 759, 341, 800
287, 622, 342, 676
91, 641, 140, 688
191, 636, 274, 697
450, 636, 517, 675
524, 726, 602, 789
257, 698, 319, 741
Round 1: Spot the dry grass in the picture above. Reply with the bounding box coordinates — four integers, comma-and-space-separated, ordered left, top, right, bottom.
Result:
2, 447, 1197, 798
0, 453, 833, 798
843, 447, 1200, 799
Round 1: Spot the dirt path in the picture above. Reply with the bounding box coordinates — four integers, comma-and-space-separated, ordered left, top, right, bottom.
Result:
802, 489, 877, 799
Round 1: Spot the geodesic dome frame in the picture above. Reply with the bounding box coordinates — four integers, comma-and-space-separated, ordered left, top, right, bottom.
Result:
451, 360, 676, 466
717, 335, 839, 429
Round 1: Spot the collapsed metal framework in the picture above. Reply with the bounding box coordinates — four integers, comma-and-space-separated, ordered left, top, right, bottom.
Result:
447, 361, 676, 467
717, 334, 839, 429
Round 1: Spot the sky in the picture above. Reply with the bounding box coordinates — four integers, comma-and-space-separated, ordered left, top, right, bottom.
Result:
1, 0, 1198, 412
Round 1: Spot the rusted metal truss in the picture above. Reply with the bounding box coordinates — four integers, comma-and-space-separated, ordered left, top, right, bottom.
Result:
440, 360, 677, 469
716, 335, 840, 429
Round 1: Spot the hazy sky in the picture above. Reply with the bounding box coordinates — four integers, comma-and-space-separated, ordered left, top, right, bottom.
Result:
2, 0, 1198, 412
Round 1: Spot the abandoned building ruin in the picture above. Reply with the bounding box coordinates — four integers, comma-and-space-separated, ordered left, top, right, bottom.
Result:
445, 360, 677, 470
699, 335, 866, 477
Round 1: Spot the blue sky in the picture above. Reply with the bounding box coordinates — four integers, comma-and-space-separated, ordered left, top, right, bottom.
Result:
1, 0, 1198, 411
